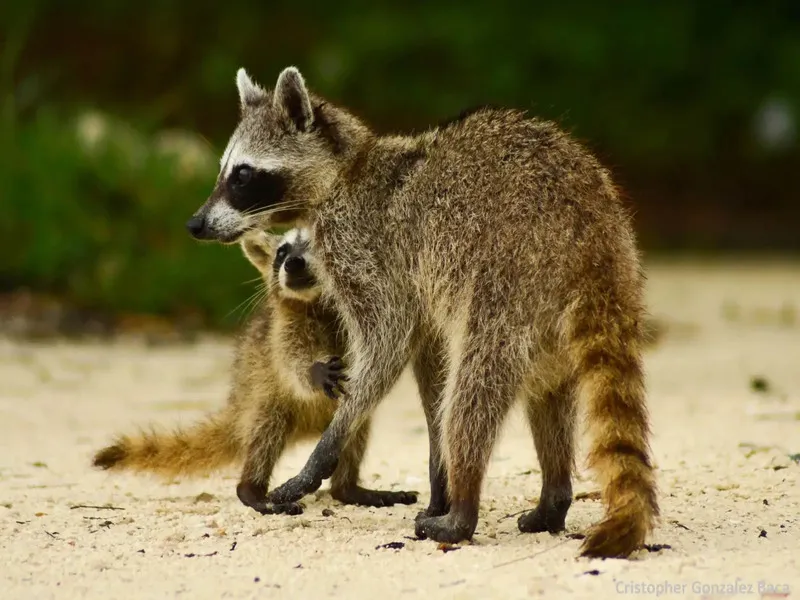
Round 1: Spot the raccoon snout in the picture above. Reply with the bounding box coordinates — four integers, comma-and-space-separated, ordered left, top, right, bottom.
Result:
186, 215, 210, 240
284, 256, 306, 275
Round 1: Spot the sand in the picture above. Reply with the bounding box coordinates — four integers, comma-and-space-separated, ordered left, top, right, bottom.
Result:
1, 259, 799, 599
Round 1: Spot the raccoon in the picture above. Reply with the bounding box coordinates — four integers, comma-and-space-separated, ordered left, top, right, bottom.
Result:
185, 67, 658, 558
92, 228, 417, 511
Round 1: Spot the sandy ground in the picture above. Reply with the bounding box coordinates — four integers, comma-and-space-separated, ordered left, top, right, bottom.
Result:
1, 259, 799, 600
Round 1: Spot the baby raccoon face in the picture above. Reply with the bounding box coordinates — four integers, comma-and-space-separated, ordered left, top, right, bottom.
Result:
240, 228, 321, 303
273, 228, 321, 302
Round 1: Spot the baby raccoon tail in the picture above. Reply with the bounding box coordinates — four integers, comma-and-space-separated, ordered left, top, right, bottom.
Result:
92, 406, 242, 479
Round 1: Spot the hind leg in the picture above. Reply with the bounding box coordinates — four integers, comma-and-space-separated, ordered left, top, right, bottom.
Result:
415, 327, 525, 543
412, 331, 449, 519
329, 416, 418, 507
518, 379, 577, 534
236, 405, 302, 515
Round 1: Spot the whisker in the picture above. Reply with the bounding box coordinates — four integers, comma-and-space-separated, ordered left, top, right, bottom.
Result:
225, 291, 260, 321
243, 201, 308, 218
233, 277, 282, 323
239, 294, 264, 323
240, 287, 270, 321
195, 134, 216, 151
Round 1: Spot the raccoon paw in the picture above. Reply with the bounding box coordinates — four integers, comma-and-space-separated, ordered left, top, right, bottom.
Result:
254, 502, 305, 516
310, 356, 348, 400
517, 505, 568, 534
236, 480, 267, 509
414, 513, 476, 544
267, 472, 320, 505
517, 494, 571, 534
414, 502, 450, 522
331, 486, 418, 507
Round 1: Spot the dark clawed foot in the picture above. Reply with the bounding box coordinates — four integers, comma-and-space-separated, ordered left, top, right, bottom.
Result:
331, 486, 418, 508
267, 473, 319, 505
414, 502, 450, 524
253, 501, 305, 516
517, 494, 571, 534
310, 356, 349, 400
237, 481, 304, 515
236, 480, 267, 510
517, 506, 567, 534
414, 513, 476, 544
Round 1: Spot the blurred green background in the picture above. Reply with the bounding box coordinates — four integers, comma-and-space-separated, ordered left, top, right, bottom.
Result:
2, 1, 799, 331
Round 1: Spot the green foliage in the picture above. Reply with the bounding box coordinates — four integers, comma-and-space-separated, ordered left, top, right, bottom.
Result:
1, 1, 799, 324
10, 1, 800, 164
0, 109, 256, 327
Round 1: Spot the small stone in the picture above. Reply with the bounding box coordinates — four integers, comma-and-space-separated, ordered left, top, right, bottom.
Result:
750, 376, 770, 393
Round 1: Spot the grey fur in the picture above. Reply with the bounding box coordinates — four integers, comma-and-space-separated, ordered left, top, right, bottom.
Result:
188, 67, 659, 558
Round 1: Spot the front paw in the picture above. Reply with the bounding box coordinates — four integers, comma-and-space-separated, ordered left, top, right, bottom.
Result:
310, 356, 348, 399
268, 473, 320, 505
254, 501, 305, 516
236, 481, 303, 515
331, 486, 419, 508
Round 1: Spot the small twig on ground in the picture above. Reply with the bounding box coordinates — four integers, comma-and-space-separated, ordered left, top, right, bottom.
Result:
44, 530, 59, 539
491, 538, 572, 569
70, 504, 125, 511
498, 509, 527, 521
670, 520, 691, 531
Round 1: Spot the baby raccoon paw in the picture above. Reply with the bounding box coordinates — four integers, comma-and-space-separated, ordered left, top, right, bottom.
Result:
310, 356, 349, 399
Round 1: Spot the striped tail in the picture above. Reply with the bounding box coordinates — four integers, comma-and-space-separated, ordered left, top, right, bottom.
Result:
92, 406, 241, 479
569, 296, 659, 558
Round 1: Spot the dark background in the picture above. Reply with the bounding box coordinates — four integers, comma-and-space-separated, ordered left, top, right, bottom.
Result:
2, 1, 799, 330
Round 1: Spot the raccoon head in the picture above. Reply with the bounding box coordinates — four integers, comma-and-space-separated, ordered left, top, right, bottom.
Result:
187, 67, 370, 244
240, 228, 321, 303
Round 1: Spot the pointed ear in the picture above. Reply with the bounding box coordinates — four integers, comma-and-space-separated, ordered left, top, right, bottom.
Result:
236, 68, 266, 108
240, 231, 275, 273
273, 66, 314, 131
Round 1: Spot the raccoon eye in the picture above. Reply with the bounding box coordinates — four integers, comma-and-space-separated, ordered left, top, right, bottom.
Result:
234, 166, 252, 186
275, 244, 289, 261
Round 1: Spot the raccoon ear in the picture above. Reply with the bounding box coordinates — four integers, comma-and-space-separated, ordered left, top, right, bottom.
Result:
240, 231, 275, 271
236, 68, 266, 108
273, 66, 314, 132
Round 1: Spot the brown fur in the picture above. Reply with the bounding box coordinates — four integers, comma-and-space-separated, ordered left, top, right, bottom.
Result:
92, 229, 417, 510
188, 67, 659, 557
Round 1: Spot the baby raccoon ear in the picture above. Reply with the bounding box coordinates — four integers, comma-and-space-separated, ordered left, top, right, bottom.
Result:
236, 68, 266, 108
240, 231, 275, 272
273, 66, 314, 132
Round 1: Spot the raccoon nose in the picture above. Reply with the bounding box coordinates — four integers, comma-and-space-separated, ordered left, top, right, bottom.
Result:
284, 256, 306, 275
186, 216, 206, 239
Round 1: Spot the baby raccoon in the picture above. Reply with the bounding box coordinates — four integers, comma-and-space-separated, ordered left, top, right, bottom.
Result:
92, 228, 417, 511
